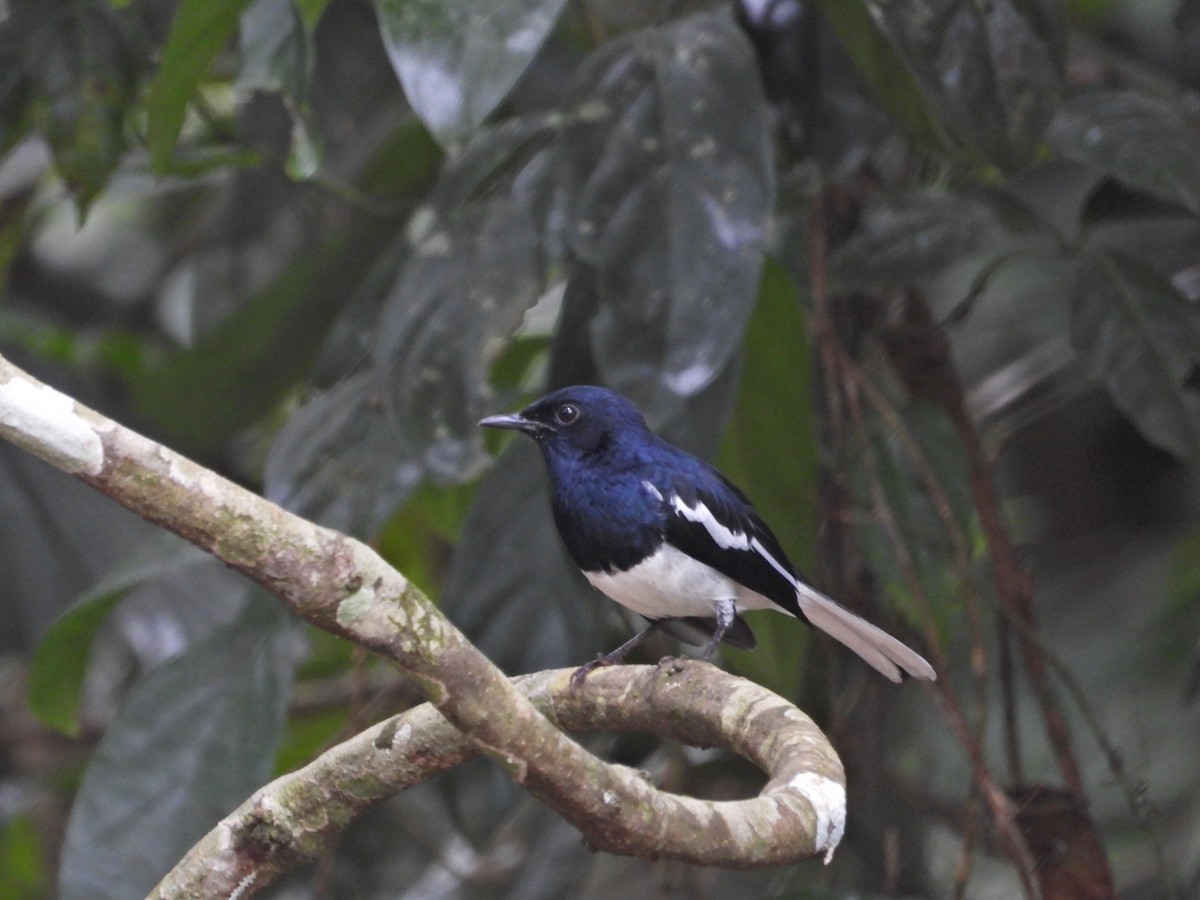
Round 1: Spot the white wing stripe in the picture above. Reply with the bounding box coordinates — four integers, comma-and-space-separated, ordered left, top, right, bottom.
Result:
670, 495, 752, 550
750, 536, 800, 587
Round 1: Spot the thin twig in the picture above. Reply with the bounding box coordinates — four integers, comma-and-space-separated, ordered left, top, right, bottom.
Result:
883, 293, 1085, 797
805, 197, 1039, 897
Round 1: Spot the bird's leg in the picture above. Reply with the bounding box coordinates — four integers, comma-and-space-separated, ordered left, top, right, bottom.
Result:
699, 599, 737, 661
570, 621, 661, 689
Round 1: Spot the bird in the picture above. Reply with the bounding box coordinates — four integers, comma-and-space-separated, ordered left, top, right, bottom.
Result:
479, 385, 936, 686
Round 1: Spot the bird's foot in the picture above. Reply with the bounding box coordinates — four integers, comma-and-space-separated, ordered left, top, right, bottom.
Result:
570, 655, 614, 690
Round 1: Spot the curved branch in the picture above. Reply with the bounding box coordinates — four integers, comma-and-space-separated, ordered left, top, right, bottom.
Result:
0, 355, 845, 875
152, 664, 843, 897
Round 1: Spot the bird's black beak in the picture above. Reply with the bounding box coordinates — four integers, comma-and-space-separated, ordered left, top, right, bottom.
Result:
478, 412, 553, 436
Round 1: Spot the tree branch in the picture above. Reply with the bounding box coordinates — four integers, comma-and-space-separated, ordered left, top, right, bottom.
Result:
0, 354, 846, 880
152, 664, 842, 897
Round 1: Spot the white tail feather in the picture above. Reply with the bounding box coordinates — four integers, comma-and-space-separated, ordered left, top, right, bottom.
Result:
796, 586, 936, 682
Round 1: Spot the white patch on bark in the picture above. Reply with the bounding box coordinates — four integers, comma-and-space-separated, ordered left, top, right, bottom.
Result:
0, 376, 103, 474
787, 771, 846, 864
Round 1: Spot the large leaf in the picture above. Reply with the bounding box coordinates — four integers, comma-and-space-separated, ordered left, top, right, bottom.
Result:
375, 0, 569, 146
1047, 89, 1200, 215
559, 11, 774, 411
371, 119, 561, 483
1071, 251, 1200, 463
131, 235, 349, 456
267, 118, 559, 533
58, 596, 295, 900
146, 0, 255, 172
862, 0, 1064, 169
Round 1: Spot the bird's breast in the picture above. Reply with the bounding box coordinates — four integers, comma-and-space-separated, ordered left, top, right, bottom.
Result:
583, 544, 742, 620
549, 470, 664, 573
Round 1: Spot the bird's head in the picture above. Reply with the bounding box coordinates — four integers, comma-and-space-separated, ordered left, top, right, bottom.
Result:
479, 386, 649, 455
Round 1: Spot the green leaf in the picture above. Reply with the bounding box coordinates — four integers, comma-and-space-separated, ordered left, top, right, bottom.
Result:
28, 590, 124, 736
27, 540, 211, 736
1048, 89, 1200, 214
560, 12, 774, 411
1071, 250, 1200, 463
146, 0, 254, 172
717, 260, 816, 697
0, 815, 47, 898
375, 0, 569, 145
58, 596, 295, 900
861, 0, 1065, 169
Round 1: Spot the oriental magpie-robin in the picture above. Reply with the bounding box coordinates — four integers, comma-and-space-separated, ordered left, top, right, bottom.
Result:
480, 386, 935, 685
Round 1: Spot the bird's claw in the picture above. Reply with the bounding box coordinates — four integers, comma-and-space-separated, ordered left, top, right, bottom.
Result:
569, 655, 613, 690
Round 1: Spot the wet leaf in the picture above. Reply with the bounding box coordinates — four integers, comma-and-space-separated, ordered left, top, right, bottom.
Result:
131, 207, 397, 458
376, 0, 568, 145
370, 121, 561, 485
560, 12, 774, 411
0, 436, 164, 655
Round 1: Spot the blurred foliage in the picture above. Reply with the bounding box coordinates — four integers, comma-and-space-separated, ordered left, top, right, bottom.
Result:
0, 0, 1198, 898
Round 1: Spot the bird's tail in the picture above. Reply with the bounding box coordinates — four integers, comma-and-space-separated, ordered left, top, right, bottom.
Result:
796, 585, 936, 682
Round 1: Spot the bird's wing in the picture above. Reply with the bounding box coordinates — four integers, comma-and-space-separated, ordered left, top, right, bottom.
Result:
661, 473, 936, 682
660, 475, 804, 613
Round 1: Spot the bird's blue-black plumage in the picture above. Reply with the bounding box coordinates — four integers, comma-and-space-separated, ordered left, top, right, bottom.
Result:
479, 385, 936, 683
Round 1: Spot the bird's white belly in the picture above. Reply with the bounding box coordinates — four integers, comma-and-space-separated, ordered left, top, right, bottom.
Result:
584, 544, 777, 620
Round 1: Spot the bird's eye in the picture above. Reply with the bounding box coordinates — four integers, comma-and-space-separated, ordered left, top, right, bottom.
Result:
555, 403, 580, 425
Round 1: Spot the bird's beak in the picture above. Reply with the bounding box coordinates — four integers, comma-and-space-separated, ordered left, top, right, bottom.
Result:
478, 412, 552, 436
